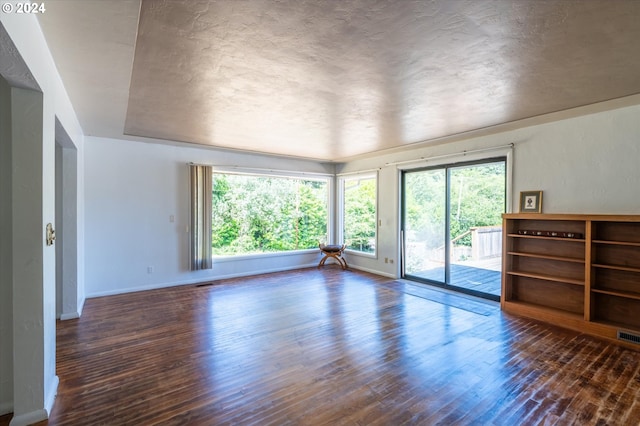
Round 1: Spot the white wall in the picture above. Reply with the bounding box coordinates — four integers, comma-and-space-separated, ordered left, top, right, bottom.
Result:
56, 141, 80, 320
10, 87, 51, 423
339, 102, 640, 277
0, 12, 84, 425
0, 75, 13, 417
85, 102, 640, 295
84, 137, 335, 297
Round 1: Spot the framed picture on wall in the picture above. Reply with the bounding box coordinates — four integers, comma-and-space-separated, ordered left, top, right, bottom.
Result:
520, 191, 543, 213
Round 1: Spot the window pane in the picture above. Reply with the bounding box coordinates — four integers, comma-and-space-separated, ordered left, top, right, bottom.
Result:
403, 168, 446, 280
448, 161, 505, 297
343, 176, 376, 254
212, 174, 328, 255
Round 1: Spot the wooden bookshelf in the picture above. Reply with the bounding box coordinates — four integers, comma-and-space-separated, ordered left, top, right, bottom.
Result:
502, 214, 640, 350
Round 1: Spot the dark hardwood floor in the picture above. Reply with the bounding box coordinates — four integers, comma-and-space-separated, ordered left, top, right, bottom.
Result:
3, 267, 640, 425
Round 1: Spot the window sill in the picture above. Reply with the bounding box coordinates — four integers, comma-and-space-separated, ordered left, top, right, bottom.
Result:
213, 248, 318, 263
344, 250, 377, 259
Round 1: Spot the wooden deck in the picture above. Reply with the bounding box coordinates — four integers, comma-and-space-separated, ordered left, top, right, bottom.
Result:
408, 258, 502, 297
3, 267, 639, 425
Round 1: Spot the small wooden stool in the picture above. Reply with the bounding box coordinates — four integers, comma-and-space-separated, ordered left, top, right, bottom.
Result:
318, 243, 348, 270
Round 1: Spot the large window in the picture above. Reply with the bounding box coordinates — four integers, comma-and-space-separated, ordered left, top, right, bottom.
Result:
339, 173, 377, 255
211, 172, 329, 255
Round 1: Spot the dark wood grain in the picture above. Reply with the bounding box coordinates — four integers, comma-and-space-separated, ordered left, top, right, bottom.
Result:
3, 267, 640, 425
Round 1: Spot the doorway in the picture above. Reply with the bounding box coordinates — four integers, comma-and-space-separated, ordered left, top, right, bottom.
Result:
401, 158, 506, 301
55, 118, 80, 319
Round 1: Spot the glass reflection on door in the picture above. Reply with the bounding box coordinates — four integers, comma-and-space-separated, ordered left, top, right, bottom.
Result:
403, 168, 446, 283
448, 162, 505, 298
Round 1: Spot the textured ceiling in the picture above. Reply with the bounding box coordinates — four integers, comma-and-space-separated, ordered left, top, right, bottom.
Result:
38, 0, 640, 161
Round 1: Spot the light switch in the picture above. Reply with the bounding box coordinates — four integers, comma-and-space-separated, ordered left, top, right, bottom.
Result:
170, 215, 175, 222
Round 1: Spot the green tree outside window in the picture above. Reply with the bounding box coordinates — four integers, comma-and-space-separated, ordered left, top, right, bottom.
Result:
212, 174, 328, 255
342, 175, 376, 254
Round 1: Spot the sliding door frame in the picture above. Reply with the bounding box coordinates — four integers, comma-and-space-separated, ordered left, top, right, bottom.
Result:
401, 156, 509, 301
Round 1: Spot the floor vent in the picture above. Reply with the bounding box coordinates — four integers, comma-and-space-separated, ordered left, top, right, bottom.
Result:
618, 331, 640, 345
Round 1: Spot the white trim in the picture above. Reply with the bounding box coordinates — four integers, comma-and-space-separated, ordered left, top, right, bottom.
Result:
213, 248, 317, 263
349, 264, 398, 279
336, 167, 381, 177
204, 262, 318, 281
386, 143, 514, 167
88, 279, 202, 298
211, 166, 333, 179
86, 262, 319, 298
59, 311, 80, 320
44, 375, 58, 418
344, 249, 377, 259
397, 146, 513, 171
505, 149, 514, 213
327, 175, 336, 244
9, 409, 47, 426
76, 296, 85, 318
337, 171, 379, 255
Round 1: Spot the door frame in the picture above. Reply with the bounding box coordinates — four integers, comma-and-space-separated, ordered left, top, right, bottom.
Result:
400, 156, 508, 301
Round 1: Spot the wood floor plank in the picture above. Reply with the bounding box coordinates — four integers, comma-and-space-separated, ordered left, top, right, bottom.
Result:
2, 267, 639, 425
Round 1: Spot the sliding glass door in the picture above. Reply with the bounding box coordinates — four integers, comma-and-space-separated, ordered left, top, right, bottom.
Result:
402, 158, 506, 300
403, 168, 447, 283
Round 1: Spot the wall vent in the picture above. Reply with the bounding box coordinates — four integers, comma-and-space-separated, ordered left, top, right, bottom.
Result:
617, 330, 640, 345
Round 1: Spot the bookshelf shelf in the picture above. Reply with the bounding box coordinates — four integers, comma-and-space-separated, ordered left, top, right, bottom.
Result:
502, 214, 640, 350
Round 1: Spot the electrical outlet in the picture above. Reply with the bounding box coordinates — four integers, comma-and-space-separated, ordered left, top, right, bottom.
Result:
390, 259, 394, 264
170, 215, 175, 223
147, 266, 154, 274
